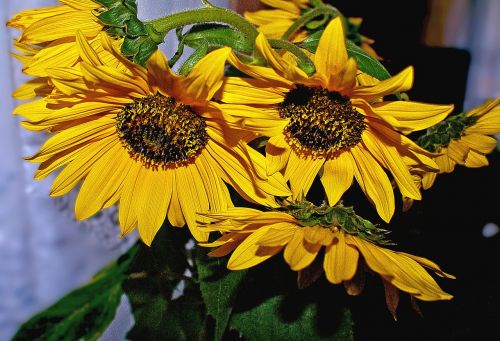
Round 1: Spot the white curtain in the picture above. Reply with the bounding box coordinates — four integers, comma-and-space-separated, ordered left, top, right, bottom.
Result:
0, 1, 227, 340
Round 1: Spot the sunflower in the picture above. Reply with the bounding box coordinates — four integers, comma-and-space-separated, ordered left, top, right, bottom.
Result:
419, 99, 500, 189
244, 0, 381, 58
244, 0, 310, 41
14, 32, 291, 244
216, 18, 453, 222
8, 0, 120, 99
200, 203, 454, 316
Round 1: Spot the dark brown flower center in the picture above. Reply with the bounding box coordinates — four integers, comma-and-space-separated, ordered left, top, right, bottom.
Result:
116, 93, 208, 168
279, 85, 366, 157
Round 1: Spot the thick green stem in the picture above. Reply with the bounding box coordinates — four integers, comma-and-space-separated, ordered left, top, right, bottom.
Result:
268, 39, 315, 75
281, 6, 343, 40
149, 8, 259, 43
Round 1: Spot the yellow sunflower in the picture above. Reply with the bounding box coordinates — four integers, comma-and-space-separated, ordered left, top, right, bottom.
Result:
200, 204, 454, 314
244, 0, 310, 41
244, 0, 381, 58
7, 0, 119, 99
216, 18, 453, 223
14, 32, 290, 244
421, 99, 500, 189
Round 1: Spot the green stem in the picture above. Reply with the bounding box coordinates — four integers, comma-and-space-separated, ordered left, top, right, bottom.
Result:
281, 6, 343, 40
268, 39, 316, 75
149, 8, 259, 43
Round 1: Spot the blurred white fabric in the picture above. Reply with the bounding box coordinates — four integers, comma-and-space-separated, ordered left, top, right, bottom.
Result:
0, 0, 228, 340
0, 0, 494, 340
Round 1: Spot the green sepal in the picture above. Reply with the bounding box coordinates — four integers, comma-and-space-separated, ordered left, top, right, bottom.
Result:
106, 26, 126, 37
98, 5, 135, 27
12, 245, 139, 341
417, 113, 477, 152
183, 24, 253, 54
179, 41, 209, 76
126, 17, 147, 37
194, 248, 246, 341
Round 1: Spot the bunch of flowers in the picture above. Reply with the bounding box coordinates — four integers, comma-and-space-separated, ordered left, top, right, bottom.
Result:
7, 0, 499, 340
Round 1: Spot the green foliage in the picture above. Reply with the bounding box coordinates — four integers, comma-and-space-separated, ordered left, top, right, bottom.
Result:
124, 227, 206, 341
194, 248, 247, 341
229, 257, 354, 341
12, 245, 139, 341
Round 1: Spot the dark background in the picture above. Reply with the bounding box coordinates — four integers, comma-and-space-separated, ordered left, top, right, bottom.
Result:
328, 1, 500, 340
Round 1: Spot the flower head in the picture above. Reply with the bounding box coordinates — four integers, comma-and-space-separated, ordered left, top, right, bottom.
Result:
217, 18, 453, 222
14, 32, 290, 244
200, 202, 454, 316
8, 0, 121, 99
417, 99, 500, 189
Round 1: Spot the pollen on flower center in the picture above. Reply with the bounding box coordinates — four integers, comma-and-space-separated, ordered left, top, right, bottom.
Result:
279, 85, 366, 157
116, 93, 208, 168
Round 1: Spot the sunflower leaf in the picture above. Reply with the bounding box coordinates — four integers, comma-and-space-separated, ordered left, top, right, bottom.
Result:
345, 39, 391, 80
229, 257, 354, 341
12, 245, 139, 341
124, 227, 204, 341
194, 248, 246, 341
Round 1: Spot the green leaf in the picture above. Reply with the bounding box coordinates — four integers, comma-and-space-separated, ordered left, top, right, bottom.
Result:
229, 257, 354, 341
94, 0, 122, 7
133, 38, 158, 66
125, 227, 205, 341
183, 24, 253, 54
179, 41, 209, 76
194, 248, 246, 341
12, 245, 139, 341
345, 39, 391, 81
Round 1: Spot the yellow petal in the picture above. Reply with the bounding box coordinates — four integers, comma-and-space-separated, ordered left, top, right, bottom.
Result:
352, 67, 414, 101
75, 143, 128, 220
176, 165, 210, 241
350, 145, 395, 223
265, 134, 291, 175
287, 154, 325, 200
283, 229, 321, 271
302, 227, 334, 246
167, 171, 186, 228
460, 134, 498, 154
352, 237, 453, 301
314, 18, 350, 88
137, 169, 173, 246
323, 232, 359, 284
255, 223, 296, 246
320, 153, 354, 206
195, 152, 232, 213
227, 51, 292, 86
464, 150, 489, 168
218, 76, 287, 104
118, 162, 146, 236
362, 130, 421, 200
370, 101, 454, 133
20, 12, 102, 45
228, 226, 284, 270
50, 136, 116, 196
175, 47, 231, 104
255, 33, 309, 83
